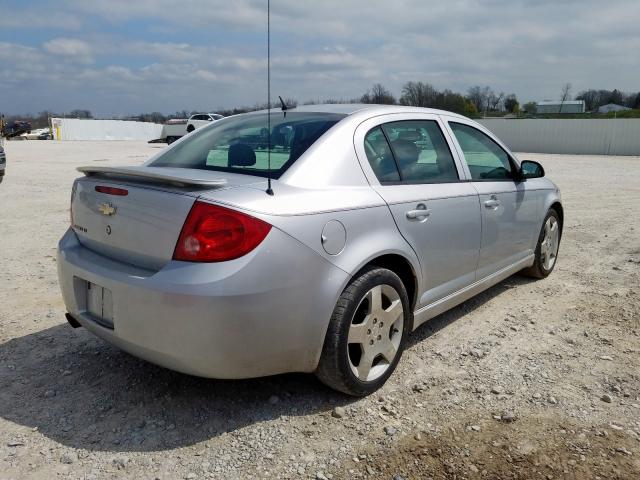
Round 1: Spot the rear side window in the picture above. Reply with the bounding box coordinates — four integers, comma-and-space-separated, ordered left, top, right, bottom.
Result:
364, 127, 400, 183
449, 122, 513, 180
364, 120, 459, 184
151, 112, 345, 179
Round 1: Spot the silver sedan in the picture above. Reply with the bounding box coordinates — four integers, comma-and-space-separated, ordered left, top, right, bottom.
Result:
58, 104, 562, 396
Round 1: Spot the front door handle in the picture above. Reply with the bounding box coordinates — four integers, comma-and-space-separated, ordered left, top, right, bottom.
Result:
406, 204, 431, 220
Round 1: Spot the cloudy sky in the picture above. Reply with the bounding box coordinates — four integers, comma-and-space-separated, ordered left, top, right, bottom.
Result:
1, 0, 638, 116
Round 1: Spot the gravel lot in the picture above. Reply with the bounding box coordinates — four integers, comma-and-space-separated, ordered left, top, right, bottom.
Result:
0, 140, 639, 479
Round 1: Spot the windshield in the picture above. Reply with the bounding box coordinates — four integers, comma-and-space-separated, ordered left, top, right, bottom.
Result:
151, 112, 346, 178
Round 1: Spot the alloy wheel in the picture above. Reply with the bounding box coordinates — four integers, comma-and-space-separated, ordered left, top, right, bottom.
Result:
541, 216, 560, 270
347, 284, 404, 382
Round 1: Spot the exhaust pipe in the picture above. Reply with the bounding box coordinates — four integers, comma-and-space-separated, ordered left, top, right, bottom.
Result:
65, 313, 82, 329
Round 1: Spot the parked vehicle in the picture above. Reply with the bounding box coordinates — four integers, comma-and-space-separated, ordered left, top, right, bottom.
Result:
186, 113, 223, 133
2, 120, 31, 139
152, 115, 224, 145
58, 105, 562, 396
157, 119, 188, 145
20, 128, 53, 140
0, 144, 5, 183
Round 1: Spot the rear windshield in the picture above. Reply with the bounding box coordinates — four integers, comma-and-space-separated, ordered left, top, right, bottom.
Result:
151, 112, 346, 178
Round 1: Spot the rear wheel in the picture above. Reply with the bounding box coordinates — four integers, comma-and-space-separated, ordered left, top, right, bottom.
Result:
316, 267, 411, 396
523, 208, 561, 278
186, 124, 195, 133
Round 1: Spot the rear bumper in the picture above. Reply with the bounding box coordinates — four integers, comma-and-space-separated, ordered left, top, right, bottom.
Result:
57, 228, 349, 379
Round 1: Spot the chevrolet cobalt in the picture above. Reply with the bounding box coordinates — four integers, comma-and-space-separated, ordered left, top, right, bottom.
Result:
58, 105, 562, 396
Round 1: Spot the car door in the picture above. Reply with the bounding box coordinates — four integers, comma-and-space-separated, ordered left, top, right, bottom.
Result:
443, 118, 541, 279
354, 114, 482, 308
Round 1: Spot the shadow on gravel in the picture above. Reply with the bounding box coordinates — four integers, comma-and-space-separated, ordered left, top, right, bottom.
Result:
0, 325, 345, 453
0, 274, 536, 453
408, 274, 537, 348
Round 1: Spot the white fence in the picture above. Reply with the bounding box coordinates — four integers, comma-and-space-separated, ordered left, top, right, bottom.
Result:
478, 119, 640, 156
51, 118, 163, 141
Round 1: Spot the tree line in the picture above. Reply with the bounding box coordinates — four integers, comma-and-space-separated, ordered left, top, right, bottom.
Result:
4, 83, 639, 128
575, 89, 640, 111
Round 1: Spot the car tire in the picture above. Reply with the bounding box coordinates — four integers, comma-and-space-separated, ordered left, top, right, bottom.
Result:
186, 125, 195, 133
316, 267, 411, 396
522, 208, 561, 279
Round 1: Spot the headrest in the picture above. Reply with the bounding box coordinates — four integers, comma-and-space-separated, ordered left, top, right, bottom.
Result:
398, 130, 421, 141
228, 143, 256, 167
392, 140, 419, 164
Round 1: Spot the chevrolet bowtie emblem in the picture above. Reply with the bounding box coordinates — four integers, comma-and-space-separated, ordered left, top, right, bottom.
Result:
98, 202, 116, 216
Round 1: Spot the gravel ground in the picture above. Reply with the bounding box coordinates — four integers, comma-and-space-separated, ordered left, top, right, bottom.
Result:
0, 140, 639, 480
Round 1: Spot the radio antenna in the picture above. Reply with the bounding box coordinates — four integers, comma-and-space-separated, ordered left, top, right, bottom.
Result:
265, 0, 274, 196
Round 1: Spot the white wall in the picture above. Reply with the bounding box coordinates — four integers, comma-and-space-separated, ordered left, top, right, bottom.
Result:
478, 119, 640, 156
51, 118, 163, 141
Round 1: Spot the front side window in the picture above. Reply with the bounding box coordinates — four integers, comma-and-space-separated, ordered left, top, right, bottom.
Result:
364, 120, 459, 184
449, 122, 513, 180
151, 112, 345, 178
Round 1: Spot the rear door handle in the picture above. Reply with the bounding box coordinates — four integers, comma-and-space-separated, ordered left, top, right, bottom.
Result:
406, 204, 431, 220
484, 197, 500, 209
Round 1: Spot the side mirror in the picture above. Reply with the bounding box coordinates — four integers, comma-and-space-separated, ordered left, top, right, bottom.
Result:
520, 160, 545, 179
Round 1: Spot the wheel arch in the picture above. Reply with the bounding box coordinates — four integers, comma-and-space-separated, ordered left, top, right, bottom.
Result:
354, 253, 419, 319
550, 201, 564, 233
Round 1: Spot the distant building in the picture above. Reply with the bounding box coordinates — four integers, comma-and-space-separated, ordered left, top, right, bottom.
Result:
536, 100, 585, 114
597, 103, 631, 114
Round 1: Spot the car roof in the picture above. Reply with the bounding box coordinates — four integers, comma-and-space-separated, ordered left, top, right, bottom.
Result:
254, 103, 469, 120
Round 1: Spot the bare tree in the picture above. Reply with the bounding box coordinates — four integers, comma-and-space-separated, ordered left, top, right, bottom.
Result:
361, 83, 396, 105
467, 86, 495, 114
559, 83, 572, 113
487, 91, 505, 111
575, 89, 599, 111
399, 81, 437, 107
467, 86, 485, 113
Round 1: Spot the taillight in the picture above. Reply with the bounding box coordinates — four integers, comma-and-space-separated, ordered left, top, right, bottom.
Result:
173, 201, 271, 262
70, 182, 77, 225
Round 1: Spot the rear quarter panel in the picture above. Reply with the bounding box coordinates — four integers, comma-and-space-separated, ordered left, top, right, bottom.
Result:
201, 186, 423, 291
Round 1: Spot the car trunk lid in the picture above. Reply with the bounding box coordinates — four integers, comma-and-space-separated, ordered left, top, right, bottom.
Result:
72, 166, 264, 270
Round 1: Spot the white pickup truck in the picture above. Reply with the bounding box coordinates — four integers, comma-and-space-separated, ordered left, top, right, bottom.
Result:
157, 113, 224, 144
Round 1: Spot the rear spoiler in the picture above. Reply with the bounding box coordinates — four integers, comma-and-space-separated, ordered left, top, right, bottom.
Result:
77, 166, 228, 188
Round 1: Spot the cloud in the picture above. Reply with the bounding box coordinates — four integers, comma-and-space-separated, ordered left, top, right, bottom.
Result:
42, 38, 94, 63
0, 10, 82, 29
0, 0, 639, 115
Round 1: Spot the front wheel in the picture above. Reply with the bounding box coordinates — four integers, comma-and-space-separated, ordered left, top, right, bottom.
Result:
316, 267, 411, 396
523, 208, 561, 279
